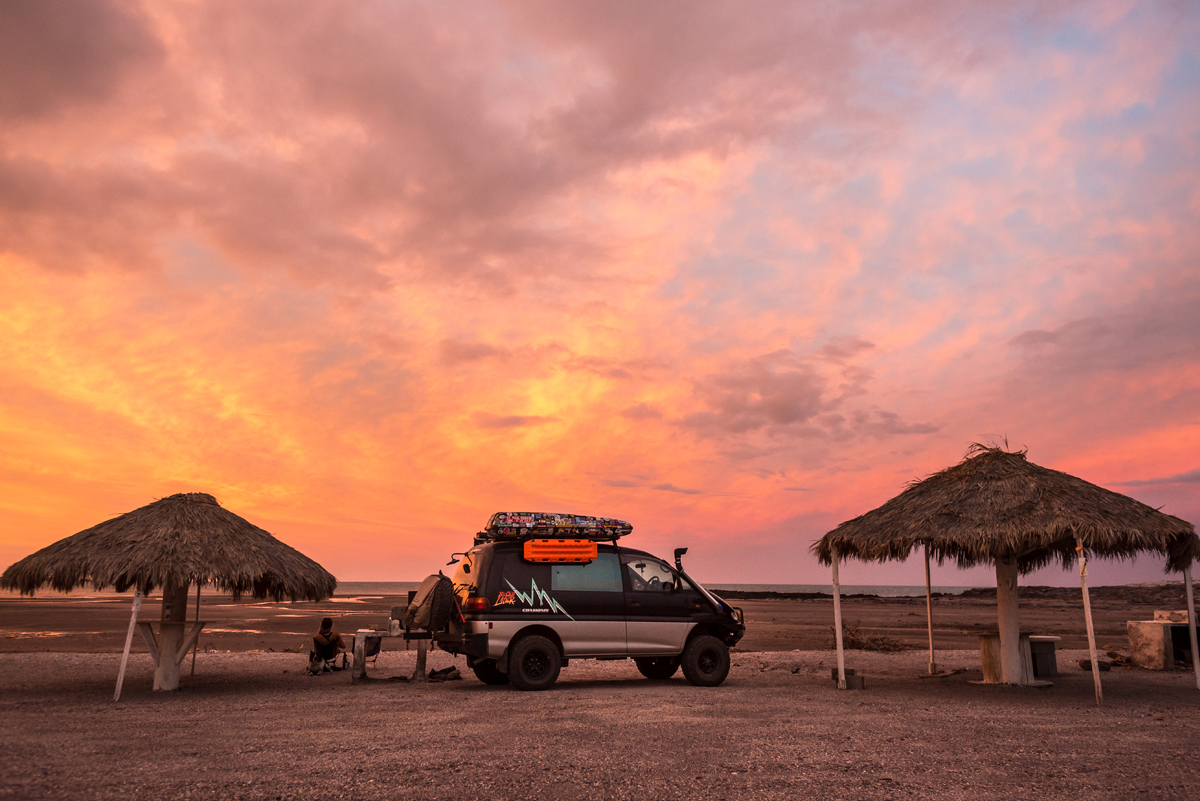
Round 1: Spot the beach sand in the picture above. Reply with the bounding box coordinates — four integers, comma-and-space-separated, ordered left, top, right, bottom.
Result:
2, 587, 1199, 799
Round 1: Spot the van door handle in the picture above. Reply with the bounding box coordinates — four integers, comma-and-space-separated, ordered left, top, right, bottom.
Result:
630, 601, 641, 607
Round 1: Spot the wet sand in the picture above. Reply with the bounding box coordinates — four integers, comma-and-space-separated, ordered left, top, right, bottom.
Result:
2, 583, 1194, 654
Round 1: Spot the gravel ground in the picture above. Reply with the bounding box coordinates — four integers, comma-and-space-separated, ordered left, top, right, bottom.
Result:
2, 649, 1198, 800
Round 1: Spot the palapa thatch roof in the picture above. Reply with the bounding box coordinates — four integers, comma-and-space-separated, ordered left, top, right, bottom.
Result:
813, 446, 1199, 573
0, 493, 337, 601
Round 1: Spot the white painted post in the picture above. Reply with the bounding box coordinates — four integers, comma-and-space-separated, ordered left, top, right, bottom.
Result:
925, 542, 936, 675
114, 589, 143, 702
995, 556, 1023, 684
832, 552, 847, 690
1076, 539, 1103, 707
1184, 565, 1199, 691
191, 584, 201, 676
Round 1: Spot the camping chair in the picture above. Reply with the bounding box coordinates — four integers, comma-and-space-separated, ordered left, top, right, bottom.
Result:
363, 635, 382, 667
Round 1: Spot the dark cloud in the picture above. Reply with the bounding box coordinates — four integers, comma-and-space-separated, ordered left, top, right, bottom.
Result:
440, 340, 510, 365
602, 479, 643, 488
1115, 468, 1200, 486
817, 336, 875, 363
562, 356, 668, 379
0, 0, 163, 119
620, 403, 663, 420
474, 413, 556, 429
651, 482, 703, 495
1009, 287, 1200, 375
680, 350, 935, 445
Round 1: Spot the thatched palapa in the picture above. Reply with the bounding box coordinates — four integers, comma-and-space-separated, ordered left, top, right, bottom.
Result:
1, 492, 338, 698
812, 445, 1199, 701
1, 492, 336, 602
814, 446, 1198, 572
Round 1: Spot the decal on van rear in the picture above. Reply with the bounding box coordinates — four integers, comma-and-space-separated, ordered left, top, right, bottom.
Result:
504, 578, 574, 620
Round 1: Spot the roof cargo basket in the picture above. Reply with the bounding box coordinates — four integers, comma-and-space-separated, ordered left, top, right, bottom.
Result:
477, 512, 632, 543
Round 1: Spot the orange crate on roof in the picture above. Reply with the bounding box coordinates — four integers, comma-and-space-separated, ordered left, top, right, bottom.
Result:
523, 539, 598, 563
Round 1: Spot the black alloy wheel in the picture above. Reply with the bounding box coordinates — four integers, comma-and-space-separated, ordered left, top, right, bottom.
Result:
508, 635, 562, 691
680, 634, 730, 687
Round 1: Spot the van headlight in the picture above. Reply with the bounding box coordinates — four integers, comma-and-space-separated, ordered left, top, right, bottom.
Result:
732, 607, 744, 624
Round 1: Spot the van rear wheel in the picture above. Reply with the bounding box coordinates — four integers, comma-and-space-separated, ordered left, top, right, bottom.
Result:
635, 656, 680, 680
681, 635, 730, 687
508, 635, 561, 691
470, 658, 509, 685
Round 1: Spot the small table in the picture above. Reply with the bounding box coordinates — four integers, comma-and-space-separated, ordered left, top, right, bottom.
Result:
351, 629, 432, 683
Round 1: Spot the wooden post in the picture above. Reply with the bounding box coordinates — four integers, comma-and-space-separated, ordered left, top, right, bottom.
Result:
191, 584, 201, 676
925, 542, 936, 675
832, 552, 847, 690
1185, 565, 1200, 691
114, 589, 143, 702
352, 634, 367, 682
995, 556, 1023, 684
1076, 539, 1103, 707
413, 637, 428, 683
154, 581, 190, 691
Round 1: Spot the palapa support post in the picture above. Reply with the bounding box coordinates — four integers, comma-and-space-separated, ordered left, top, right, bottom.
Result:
1184, 565, 1200, 691
995, 556, 1023, 684
114, 588, 144, 702
1076, 539, 1103, 707
154, 581, 190, 691
924, 542, 936, 675
832, 552, 847, 690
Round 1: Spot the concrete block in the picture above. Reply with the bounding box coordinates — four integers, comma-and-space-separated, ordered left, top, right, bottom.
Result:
1127, 620, 1173, 670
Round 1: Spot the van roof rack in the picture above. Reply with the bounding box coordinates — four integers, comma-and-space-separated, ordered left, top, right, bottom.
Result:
477, 512, 632, 543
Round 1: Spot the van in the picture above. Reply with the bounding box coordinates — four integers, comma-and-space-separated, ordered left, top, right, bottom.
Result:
442, 512, 745, 690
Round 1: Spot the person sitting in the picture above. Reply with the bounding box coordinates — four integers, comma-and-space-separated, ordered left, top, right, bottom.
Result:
310, 617, 346, 673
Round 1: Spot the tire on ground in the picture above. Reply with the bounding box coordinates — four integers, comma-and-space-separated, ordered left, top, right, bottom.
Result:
635, 656, 680, 680
680, 634, 730, 687
508, 635, 562, 691
470, 658, 510, 685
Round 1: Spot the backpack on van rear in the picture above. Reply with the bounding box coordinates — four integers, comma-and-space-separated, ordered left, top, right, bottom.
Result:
402, 573, 455, 632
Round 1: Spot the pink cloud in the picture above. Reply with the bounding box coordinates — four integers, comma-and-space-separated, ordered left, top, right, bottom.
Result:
1, 1, 1197, 586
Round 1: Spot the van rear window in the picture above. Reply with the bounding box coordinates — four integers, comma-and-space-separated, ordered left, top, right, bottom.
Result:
551, 552, 622, 592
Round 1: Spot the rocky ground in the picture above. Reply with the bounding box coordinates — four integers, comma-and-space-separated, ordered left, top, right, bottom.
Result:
1, 648, 1198, 800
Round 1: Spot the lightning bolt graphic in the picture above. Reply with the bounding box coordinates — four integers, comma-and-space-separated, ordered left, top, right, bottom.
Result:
505, 578, 575, 621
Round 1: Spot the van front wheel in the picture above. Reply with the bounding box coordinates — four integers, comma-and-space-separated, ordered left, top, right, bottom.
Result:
508, 635, 561, 691
681, 635, 730, 687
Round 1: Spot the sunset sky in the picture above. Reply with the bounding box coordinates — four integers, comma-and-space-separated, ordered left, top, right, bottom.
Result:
2, 1, 1198, 589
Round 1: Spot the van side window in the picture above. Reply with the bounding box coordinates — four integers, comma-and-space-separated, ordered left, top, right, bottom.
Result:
551, 552, 622, 592
621, 554, 685, 592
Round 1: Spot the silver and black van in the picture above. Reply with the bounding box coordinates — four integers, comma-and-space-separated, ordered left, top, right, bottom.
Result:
443, 512, 745, 691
